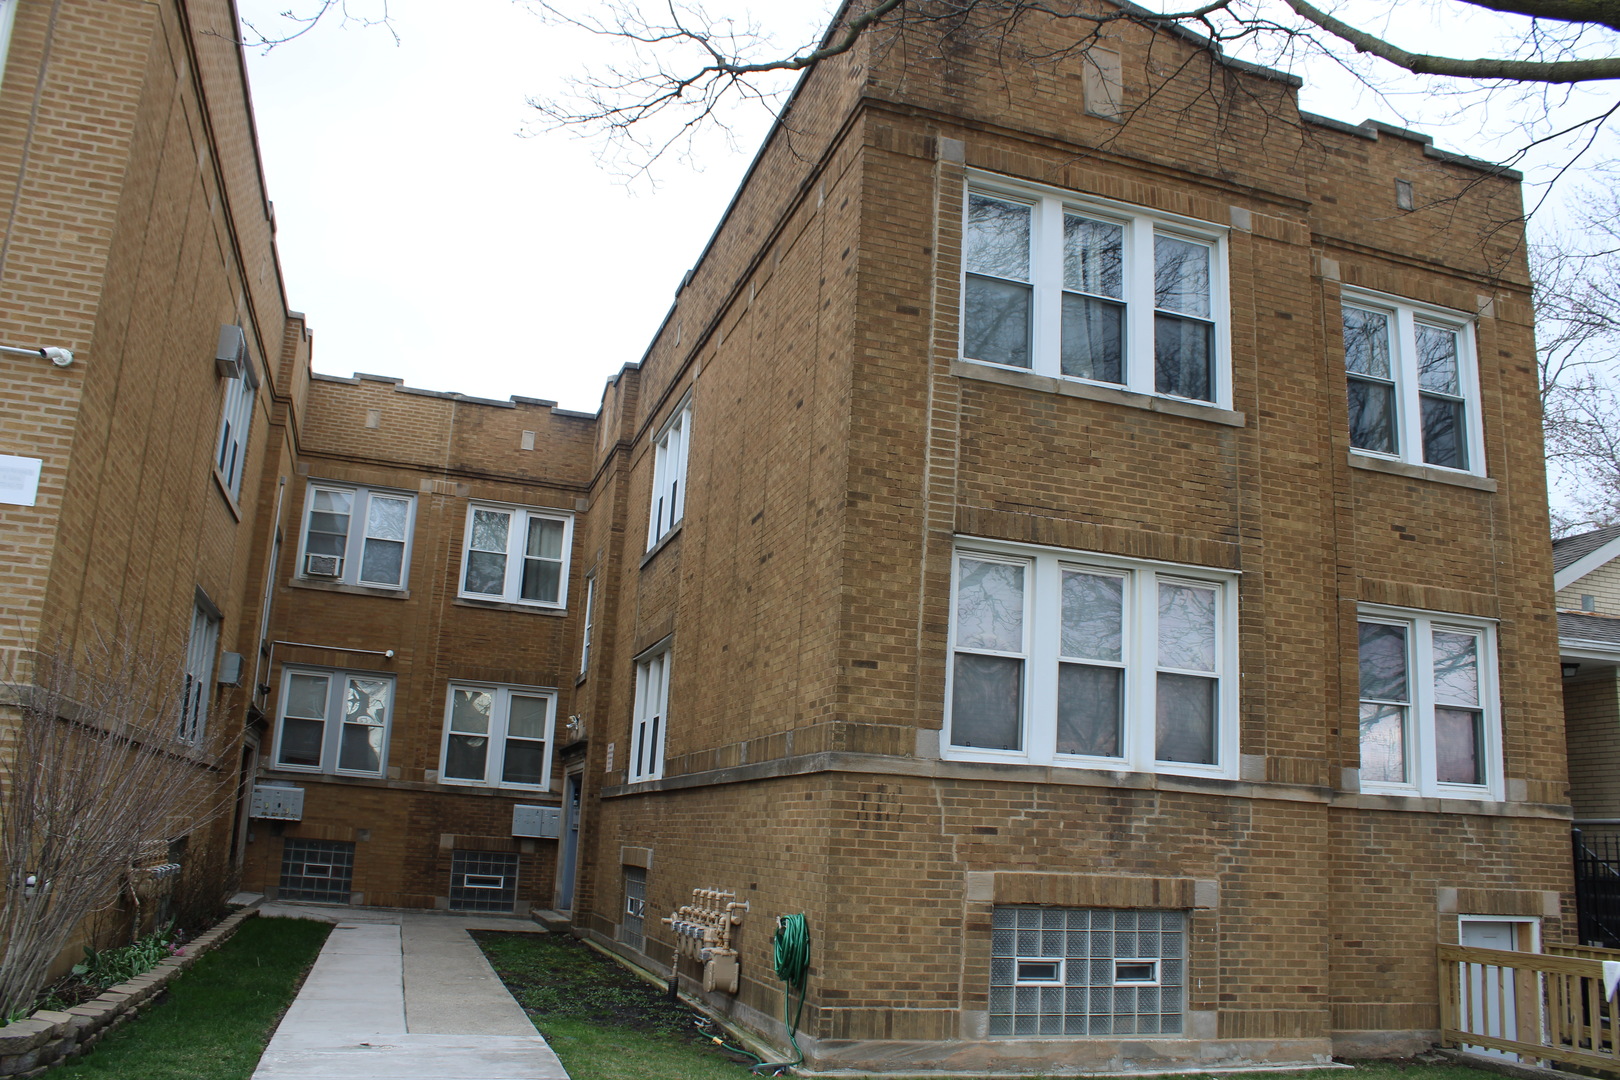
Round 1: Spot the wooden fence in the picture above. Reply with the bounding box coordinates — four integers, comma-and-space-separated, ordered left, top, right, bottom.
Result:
1439, 942, 1620, 1072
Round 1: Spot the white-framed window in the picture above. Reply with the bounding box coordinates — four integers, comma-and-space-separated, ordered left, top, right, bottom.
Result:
962, 176, 1229, 406
579, 574, 596, 675
459, 504, 572, 607
647, 404, 692, 549
296, 483, 415, 589
273, 667, 393, 777
439, 683, 556, 790
1341, 289, 1483, 474
180, 603, 219, 744
946, 540, 1238, 778
629, 647, 670, 783
1357, 606, 1500, 799
0, 0, 19, 90
214, 342, 257, 499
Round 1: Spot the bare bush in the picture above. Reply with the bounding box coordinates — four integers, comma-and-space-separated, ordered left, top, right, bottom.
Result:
0, 631, 236, 1017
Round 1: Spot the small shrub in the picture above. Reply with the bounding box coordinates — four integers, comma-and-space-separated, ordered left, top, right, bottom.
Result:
73, 922, 183, 990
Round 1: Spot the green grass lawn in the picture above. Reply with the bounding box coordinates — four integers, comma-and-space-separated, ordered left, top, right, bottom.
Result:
473, 930, 1509, 1080
49, 915, 331, 1080
474, 930, 764, 1079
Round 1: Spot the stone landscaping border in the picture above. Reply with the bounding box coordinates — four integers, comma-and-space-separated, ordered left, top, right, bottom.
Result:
0, 898, 264, 1078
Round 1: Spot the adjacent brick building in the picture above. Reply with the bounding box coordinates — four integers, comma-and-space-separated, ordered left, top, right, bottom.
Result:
0, 0, 1570, 1072
0, 0, 299, 953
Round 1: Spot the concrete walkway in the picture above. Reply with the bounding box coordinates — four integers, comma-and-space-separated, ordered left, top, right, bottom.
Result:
248, 901, 568, 1080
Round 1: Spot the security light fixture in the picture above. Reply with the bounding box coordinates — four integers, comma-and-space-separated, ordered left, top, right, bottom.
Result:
1, 343, 73, 367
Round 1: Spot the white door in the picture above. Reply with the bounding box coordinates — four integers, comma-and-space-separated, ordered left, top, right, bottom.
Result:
1459, 920, 1530, 1059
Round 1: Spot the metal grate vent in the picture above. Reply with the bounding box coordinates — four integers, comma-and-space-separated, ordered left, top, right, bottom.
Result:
621, 867, 647, 950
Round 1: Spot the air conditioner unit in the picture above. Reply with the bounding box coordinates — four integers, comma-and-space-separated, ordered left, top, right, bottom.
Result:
217, 652, 245, 687
512, 804, 561, 839
250, 784, 304, 821
215, 324, 246, 379
304, 553, 342, 577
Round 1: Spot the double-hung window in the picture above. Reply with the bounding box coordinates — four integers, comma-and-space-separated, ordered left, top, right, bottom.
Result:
963, 179, 1227, 405
1341, 290, 1482, 474
947, 542, 1237, 777
459, 504, 572, 607
214, 350, 258, 500
1357, 608, 1500, 798
298, 483, 415, 589
629, 647, 670, 783
647, 404, 691, 549
180, 603, 219, 744
440, 684, 556, 790
274, 667, 393, 777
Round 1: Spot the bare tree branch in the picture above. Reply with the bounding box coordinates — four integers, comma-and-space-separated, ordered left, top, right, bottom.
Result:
0, 630, 236, 1016
1280, 0, 1620, 82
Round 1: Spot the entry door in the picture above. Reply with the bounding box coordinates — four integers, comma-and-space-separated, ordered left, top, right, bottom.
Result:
1459, 920, 1533, 1059
556, 772, 582, 911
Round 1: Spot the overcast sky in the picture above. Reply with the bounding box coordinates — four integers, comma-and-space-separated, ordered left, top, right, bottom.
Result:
235, 1, 1617, 415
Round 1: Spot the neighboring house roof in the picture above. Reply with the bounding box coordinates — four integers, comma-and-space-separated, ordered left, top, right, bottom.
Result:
1560, 612, 1620, 661
1554, 526, 1620, 591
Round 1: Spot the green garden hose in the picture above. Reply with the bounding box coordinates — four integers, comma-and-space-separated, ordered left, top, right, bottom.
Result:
752, 913, 811, 1075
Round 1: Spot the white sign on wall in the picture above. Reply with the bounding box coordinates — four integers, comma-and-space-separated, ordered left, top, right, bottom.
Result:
0, 455, 43, 506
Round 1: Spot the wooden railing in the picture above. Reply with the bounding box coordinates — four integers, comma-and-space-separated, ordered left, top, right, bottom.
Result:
1439, 943, 1620, 1072
1550, 944, 1620, 963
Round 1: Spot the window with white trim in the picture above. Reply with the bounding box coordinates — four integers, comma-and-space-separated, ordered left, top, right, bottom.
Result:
439, 683, 556, 790
963, 178, 1228, 405
459, 504, 572, 607
214, 356, 257, 499
947, 542, 1238, 777
180, 603, 219, 744
297, 484, 415, 589
1357, 608, 1500, 798
273, 667, 393, 777
579, 574, 596, 675
1341, 290, 1482, 474
629, 648, 669, 783
647, 404, 691, 549
0, 1, 19, 91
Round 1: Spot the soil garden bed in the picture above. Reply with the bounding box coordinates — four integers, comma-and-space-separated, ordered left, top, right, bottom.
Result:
472, 929, 762, 1079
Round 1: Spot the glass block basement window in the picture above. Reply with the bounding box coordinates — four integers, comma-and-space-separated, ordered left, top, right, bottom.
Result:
278, 838, 355, 903
989, 907, 1186, 1036
449, 850, 519, 913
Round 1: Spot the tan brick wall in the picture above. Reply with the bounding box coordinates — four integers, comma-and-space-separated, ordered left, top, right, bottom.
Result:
1564, 671, 1620, 819
2, 0, 1567, 1068
580, 5, 1563, 1071
0, 0, 307, 968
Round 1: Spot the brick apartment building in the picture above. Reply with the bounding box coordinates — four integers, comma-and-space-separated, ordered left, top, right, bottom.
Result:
0, 0, 297, 948
0, 0, 1570, 1072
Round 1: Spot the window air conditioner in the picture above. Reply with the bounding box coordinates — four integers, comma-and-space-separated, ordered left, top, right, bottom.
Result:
217, 652, 245, 687
305, 553, 342, 577
215, 324, 246, 379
